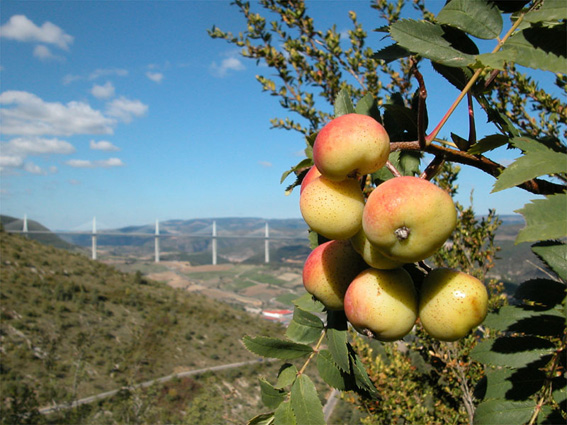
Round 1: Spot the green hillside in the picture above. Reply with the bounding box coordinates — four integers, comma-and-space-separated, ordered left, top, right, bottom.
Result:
0, 230, 284, 423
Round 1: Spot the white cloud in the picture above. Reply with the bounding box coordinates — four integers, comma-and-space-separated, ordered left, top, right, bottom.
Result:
90, 140, 120, 151
66, 157, 125, 168
91, 81, 115, 99
210, 52, 245, 77
0, 15, 74, 50
33, 45, 63, 61
23, 161, 47, 175
0, 155, 23, 168
0, 90, 116, 136
106, 96, 148, 123
259, 161, 273, 168
146, 72, 164, 83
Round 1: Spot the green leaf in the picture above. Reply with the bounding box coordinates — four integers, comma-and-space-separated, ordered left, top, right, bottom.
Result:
476, 23, 567, 73
273, 400, 296, 425
532, 241, 567, 281
355, 93, 382, 123
431, 62, 474, 92
373, 43, 411, 63
285, 308, 324, 344
248, 412, 275, 425
326, 310, 350, 372
292, 293, 325, 313
280, 158, 312, 184
483, 366, 545, 401
474, 399, 535, 425
276, 363, 298, 389
524, 0, 567, 23
514, 278, 567, 308
437, 0, 503, 40
492, 146, 567, 192
467, 134, 509, 154
316, 349, 351, 391
260, 378, 287, 409
350, 348, 379, 398
483, 305, 565, 337
334, 88, 355, 117
515, 194, 567, 244
290, 375, 326, 425
390, 19, 476, 67
242, 336, 313, 360
470, 336, 555, 368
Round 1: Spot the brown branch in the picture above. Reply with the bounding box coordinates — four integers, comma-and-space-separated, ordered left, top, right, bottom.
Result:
390, 141, 566, 196
411, 59, 428, 149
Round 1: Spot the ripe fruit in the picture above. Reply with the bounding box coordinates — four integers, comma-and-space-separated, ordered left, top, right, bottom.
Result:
313, 113, 390, 181
363, 176, 457, 263
344, 268, 418, 341
350, 229, 404, 270
300, 166, 322, 194
300, 175, 365, 240
419, 268, 488, 341
302, 240, 367, 310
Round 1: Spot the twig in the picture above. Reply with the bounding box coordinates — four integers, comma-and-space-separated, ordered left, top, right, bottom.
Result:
386, 160, 403, 178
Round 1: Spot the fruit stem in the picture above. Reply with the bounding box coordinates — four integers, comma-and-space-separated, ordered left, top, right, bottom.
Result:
420, 154, 445, 180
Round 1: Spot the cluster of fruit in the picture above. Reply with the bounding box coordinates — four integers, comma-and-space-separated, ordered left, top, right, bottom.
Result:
299, 113, 488, 342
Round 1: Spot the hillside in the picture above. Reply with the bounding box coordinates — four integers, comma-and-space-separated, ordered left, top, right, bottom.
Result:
0, 215, 77, 251
0, 230, 286, 423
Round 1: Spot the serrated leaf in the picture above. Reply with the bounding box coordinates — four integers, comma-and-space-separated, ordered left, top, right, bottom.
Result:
276, 364, 298, 389
514, 278, 567, 308
372, 43, 411, 63
274, 400, 296, 425
437, 0, 503, 40
316, 349, 351, 391
484, 366, 545, 401
290, 375, 326, 425
474, 399, 535, 425
243, 336, 313, 360
524, 0, 567, 23
355, 93, 382, 123
326, 310, 350, 372
467, 134, 509, 154
334, 89, 355, 117
532, 241, 567, 281
484, 305, 565, 336
470, 336, 555, 368
286, 308, 324, 344
248, 412, 275, 425
476, 23, 567, 73
492, 148, 567, 192
515, 194, 567, 244
390, 19, 476, 67
350, 349, 379, 398
260, 378, 287, 409
292, 293, 325, 313
431, 62, 474, 92
280, 158, 312, 184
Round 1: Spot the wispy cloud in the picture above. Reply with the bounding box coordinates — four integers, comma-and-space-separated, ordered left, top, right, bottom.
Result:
0, 14, 73, 50
258, 161, 273, 168
146, 71, 164, 83
0, 136, 74, 173
33, 45, 64, 61
66, 157, 125, 168
90, 140, 120, 151
91, 81, 115, 99
63, 68, 128, 85
210, 51, 245, 77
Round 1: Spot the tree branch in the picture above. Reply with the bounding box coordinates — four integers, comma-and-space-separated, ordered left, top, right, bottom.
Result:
390, 141, 566, 196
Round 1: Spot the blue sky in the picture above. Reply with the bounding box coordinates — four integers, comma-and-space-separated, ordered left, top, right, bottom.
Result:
0, 1, 548, 230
